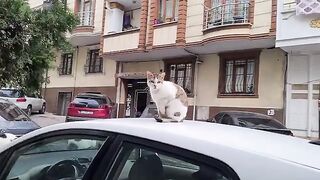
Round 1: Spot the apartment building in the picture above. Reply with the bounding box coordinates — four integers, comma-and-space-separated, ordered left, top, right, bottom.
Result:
276, 0, 320, 138
29, 0, 117, 115
103, 0, 286, 122
29, 0, 286, 125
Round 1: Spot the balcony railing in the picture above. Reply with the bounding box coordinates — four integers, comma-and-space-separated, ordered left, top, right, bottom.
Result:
204, 2, 250, 30
78, 11, 94, 26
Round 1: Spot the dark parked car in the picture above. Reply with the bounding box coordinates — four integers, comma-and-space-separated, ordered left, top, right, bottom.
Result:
0, 99, 40, 136
66, 92, 115, 122
140, 103, 158, 118
209, 111, 293, 136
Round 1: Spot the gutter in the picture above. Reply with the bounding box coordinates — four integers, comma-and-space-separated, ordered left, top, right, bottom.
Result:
183, 48, 203, 121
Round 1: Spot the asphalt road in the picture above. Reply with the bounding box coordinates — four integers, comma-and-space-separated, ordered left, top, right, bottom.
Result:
30, 113, 65, 127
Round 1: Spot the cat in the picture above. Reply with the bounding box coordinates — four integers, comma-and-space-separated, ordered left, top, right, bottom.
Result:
146, 71, 188, 123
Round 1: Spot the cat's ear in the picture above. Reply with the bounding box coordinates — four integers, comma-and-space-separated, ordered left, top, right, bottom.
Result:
159, 72, 166, 80
146, 71, 154, 79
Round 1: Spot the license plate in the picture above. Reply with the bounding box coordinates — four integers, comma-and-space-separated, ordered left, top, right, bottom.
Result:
79, 111, 93, 115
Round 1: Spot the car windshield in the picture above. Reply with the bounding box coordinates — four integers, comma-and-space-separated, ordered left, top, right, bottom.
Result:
238, 118, 285, 129
0, 102, 29, 121
0, 89, 23, 98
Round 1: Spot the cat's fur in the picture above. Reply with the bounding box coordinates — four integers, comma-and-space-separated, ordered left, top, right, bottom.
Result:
147, 71, 188, 122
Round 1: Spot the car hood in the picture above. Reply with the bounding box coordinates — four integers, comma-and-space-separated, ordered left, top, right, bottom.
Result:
0, 120, 40, 136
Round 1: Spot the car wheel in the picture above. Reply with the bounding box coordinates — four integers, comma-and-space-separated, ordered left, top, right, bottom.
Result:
39, 103, 46, 114
27, 105, 32, 116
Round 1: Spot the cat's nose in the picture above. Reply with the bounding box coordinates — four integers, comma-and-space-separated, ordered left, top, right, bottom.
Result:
154, 85, 157, 89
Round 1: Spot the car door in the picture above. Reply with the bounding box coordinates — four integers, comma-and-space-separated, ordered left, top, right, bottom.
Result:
34, 93, 44, 111
91, 135, 240, 180
0, 130, 115, 180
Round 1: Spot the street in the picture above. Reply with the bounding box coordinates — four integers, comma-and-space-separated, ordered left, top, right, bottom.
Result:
31, 113, 65, 127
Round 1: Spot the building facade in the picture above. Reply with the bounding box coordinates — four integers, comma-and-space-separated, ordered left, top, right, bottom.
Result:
29, 0, 287, 127
276, 0, 320, 138
103, 0, 286, 122
29, 0, 118, 115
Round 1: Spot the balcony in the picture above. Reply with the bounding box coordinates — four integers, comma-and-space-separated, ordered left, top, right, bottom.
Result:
204, 2, 250, 30
78, 10, 94, 26
70, 10, 100, 46
103, 1, 141, 54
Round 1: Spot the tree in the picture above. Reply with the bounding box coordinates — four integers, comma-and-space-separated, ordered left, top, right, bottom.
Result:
0, 0, 78, 93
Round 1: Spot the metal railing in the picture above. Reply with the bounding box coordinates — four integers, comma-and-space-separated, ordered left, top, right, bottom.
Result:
204, 2, 250, 30
78, 11, 94, 26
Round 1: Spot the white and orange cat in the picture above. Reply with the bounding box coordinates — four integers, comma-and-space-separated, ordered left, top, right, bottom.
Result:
147, 71, 188, 122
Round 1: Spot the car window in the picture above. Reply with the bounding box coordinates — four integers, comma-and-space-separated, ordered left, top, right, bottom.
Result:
5, 135, 106, 180
0, 90, 24, 98
108, 143, 232, 180
221, 115, 233, 125
238, 118, 285, 129
0, 102, 29, 121
73, 97, 107, 108
214, 113, 224, 122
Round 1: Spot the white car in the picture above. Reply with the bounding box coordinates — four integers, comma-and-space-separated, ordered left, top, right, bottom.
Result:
0, 89, 46, 116
0, 133, 17, 147
0, 118, 319, 180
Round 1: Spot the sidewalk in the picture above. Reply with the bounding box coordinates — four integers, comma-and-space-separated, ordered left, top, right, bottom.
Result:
30, 113, 66, 127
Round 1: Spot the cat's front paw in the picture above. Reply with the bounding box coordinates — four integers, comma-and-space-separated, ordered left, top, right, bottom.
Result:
154, 115, 163, 122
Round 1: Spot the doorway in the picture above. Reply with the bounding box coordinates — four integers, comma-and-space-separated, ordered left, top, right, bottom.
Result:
57, 92, 72, 116
125, 79, 150, 118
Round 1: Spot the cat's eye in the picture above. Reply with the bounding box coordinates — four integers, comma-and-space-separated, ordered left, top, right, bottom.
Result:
157, 81, 161, 84
149, 80, 154, 83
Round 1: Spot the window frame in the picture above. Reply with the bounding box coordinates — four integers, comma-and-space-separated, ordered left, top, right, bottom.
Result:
60, 53, 73, 75
156, 0, 179, 24
164, 57, 196, 96
96, 134, 240, 180
0, 129, 114, 180
86, 49, 103, 74
218, 50, 260, 98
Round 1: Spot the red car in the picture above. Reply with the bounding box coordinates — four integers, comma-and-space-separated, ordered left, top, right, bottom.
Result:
66, 93, 115, 122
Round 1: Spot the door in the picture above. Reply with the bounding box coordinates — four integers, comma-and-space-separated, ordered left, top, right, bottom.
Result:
26, 93, 41, 111
125, 79, 149, 118
134, 90, 148, 117
0, 130, 112, 180
94, 135, 239, 180
57, 92, 72, 116
83, 1, 92, 25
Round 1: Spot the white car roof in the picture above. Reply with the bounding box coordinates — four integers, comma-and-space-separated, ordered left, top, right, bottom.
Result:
2, 118, 320, 178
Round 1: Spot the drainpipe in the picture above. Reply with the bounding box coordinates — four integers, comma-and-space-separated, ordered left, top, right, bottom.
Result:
73, 46, 79, 98
193, 59, 201, 121
183, 48, 202, 121
116, 62, 123, 118
307, 55, 313, 138
283, 52, 288, 126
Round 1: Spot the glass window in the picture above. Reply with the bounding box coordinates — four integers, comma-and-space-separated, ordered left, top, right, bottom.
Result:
158, 0, 179, 23
86, 49, 103, 73
0, 102, 29, 121
5, 135, 106, 180
219, 52, 259, 97
0, 89, 24, 98
238, 118, 285, 129
167, 62, 194, 95
60, 53, 73, 75
108, 144, 231, 180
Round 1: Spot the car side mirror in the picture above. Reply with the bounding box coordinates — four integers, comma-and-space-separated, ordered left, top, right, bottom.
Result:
110, 102, 115, 106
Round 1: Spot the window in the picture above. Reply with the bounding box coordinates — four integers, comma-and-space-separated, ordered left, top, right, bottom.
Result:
157, 0, 179, 24
204, 0, 250, 28
59, 53, 73, 75
165, 61, 194, 95
219, 51, 259, 97
77, 0, 93, 26
107, 143, 233, 180
5, 135, 106, 180
86, 49, 103, 73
